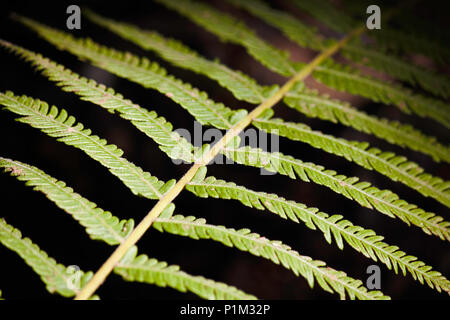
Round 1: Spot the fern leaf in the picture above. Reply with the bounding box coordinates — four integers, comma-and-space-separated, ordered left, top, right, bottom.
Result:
186, 168, 450, 294
153, 0, 300, 76
0, 157, 134, 245
116, 246, 257, 300
15, 15, 246, 130
0, 156, 383, 299
0, 158, 258, 300
153, 215, 389, 300
0, 218, 94, 297
284, 84, 450, 163
230, 0, 450, 99
154, 0, 450, 128
12, 12, 448, 214
222, 146, 450, 241
83, 9, 278, 104
0, 91, 175, 199
252, 115, 450, 208
0, 40, 196, 163
78, 10, 450, 163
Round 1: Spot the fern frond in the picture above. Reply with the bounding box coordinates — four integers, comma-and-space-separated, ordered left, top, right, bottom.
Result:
0, 91, 175, 199
79, 10, 450, 164
229, 0, 450, 99
116, 246, 257, 300
0, 158, 259, 300
0, 218, 94, 297
284, 84, 450, 163
0, 157, 383, 299
153, 215, 388, 300
222, 145, 450, 241
14, 15, 246, 130
186, 168, 450, 294
154, 0, 450, 128
0, 157, 134, 245
252, 115, 450, 208
0, 40, 196, 162
83, 9, 278, 104
153, 0, 300, 76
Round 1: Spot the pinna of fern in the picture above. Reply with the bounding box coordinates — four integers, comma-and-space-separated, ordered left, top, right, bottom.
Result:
0, 0, 449, 300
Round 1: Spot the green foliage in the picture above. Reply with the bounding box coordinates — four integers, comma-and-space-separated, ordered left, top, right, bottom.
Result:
0, 40, 196, 162
0, 91, 175, 199
0, 89, 395, 300
0, 156, 257, 299
82, 9, 449, 165
1, 0, 449, 300
340, 43, 450, 99
287, 0, 450, 97
0, 218, 94, 297
84, 9, 278, 104
155, 0, 450, 128
186, 168, 450, 294
294, 0, 450, 67
312, 60, 450, 128
223, 0, 327, 51
290, 0, 355, 33
155, 0, 299, 76
222, 145, 450, 241
284, 84, 450, 163
153, 215, 389, 300
116, 246, 257, 300
253, 114, 450, 207
370, 28, 450, 68
0, 157, 133, 245
15, 15, 247, 130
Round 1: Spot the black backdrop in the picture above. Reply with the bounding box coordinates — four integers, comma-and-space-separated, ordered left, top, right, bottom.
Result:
0, 0, 449, 300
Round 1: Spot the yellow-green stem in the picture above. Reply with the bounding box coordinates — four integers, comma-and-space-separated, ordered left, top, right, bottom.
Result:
74, 18, 372, 300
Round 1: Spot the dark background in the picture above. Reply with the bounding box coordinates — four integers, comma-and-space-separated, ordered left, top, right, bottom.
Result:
0, 0, 449, 300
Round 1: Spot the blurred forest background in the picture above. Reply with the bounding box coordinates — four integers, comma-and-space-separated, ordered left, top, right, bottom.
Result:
0, 0, 449, 299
